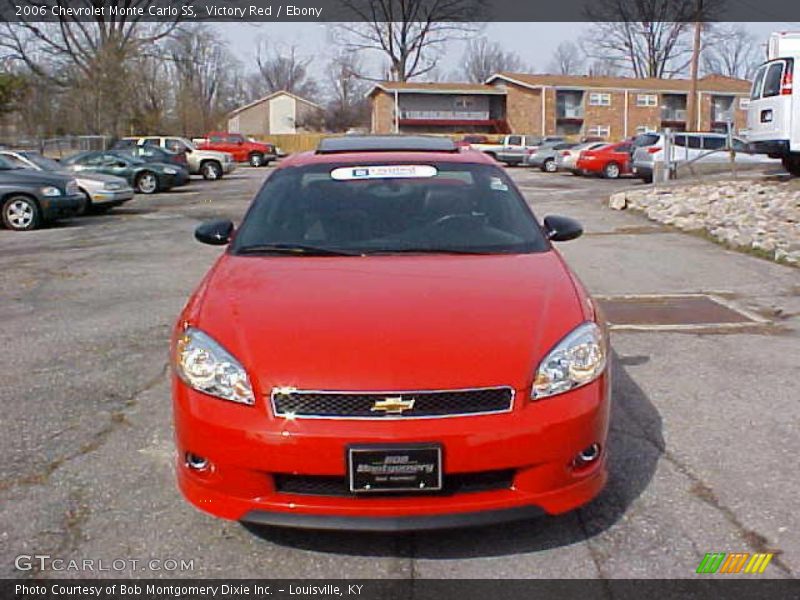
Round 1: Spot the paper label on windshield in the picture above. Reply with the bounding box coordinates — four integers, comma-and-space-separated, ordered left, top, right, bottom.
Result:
331, 165, 437, 181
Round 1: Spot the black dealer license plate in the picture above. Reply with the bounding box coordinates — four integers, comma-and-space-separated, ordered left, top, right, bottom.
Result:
348, 445, 442, 493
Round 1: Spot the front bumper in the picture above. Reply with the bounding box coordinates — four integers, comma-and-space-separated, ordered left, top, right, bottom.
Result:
40, 193, 84, 220
90, 188, 134, 206
173, 375, 610, 530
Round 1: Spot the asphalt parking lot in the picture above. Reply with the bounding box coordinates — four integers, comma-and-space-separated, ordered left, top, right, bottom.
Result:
1, 166, 798, 579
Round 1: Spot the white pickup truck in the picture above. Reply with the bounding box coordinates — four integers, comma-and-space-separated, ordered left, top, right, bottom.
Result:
745, 32, 800, 175
471, 135, 564, 166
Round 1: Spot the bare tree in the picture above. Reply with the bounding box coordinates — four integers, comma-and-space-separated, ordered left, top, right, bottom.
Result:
462, 37, 524, 82
253, 41, 318, 99
168, 25, 241, 135
581, 0, 724, 78
547, 41, 582, 75
334, 0, 483, 81
1, 2, 186, 134
702, 24, 763, 80
325, 52, 370, 131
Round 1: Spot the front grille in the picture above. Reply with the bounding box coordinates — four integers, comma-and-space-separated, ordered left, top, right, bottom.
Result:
274, 470, 515, 497
271, 387, 514, 418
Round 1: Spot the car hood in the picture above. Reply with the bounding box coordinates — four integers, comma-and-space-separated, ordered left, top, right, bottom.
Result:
192, 252, 587, 392
0, 168, 73, 187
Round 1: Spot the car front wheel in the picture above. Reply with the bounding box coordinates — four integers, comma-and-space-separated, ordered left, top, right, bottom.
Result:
2, 195, 42, 231
249, 153, 264, 167
201, 161, 223, 180
135, 171, 159, 194
603, 162, 621, 179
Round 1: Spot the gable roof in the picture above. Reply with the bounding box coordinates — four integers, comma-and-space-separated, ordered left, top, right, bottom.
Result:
228, 90, 324, 117
487, 72, 750, 94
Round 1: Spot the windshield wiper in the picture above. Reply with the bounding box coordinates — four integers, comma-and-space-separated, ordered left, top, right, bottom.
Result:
236, 243, 361, 256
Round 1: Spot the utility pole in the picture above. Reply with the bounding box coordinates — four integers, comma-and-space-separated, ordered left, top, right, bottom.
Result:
687, 0, 703, 132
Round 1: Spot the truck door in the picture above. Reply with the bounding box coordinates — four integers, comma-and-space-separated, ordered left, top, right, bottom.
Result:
746, 59, 794, 147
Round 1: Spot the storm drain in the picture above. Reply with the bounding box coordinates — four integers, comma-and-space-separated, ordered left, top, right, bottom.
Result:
596, 294, 768, 331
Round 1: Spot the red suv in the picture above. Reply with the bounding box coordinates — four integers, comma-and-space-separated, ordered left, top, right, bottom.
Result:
172, 136, 610, 531
198, 132, 276, 167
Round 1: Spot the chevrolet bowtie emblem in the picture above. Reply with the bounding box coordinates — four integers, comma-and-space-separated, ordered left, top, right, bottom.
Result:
371, 396, 415, 414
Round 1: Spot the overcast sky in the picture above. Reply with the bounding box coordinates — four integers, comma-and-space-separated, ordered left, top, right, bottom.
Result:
216, 21, 798, 83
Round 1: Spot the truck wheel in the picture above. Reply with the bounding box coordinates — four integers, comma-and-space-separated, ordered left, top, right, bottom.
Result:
249, 153, 264, 167
2, 195, 42, 231
781, 155, 800, 176
603, 162, 621, 179
201, 161, 223, 180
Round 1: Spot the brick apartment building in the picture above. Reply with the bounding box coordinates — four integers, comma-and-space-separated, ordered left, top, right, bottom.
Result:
369, 72, 751, 140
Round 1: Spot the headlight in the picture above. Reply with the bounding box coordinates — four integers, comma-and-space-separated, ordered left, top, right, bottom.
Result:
41, 186, 62, 197
175, 328, 254, 405
163, 167, 178, 175
532, 322, 607, 400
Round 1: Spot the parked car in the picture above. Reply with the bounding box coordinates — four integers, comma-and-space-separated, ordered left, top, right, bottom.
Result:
63, 151, 187, 194
121, 136, 235, 180
0, 155, 83, 230
576, 141, 634, 179
173, 135, 609, 530
197, 132, 276, 167
631, 132, 777, 183
111, 145, 188, 170
526, 142, 579, 172
745, 37, 800, 175
557, 142, 609, 174
471, 135, 565, 165
0, 150, 133, 213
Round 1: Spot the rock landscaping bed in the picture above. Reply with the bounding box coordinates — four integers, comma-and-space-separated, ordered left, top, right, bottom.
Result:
608, 179, 800, 265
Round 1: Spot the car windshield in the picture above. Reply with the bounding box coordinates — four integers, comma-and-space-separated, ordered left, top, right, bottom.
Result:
232, 162, 548, 256
20, 152, 64, 171
633, 133, 660, 148
0, 156, 20, 169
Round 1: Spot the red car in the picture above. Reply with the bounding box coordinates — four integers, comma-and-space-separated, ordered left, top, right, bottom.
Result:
198, 132, 276, 167
172, 136, 610, 531
575, 141, 633, 178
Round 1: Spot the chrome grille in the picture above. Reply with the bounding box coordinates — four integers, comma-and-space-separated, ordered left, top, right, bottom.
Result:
270, 386, 514, 419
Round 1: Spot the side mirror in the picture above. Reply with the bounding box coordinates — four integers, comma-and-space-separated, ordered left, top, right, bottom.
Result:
195, 219, 234, 245
543, 215, 583, 242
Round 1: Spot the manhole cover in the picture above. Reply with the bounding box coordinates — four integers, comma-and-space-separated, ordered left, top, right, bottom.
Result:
596, 294, 768, 331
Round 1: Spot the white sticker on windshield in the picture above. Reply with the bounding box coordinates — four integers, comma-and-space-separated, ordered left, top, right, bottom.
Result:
330, 165, 438, 181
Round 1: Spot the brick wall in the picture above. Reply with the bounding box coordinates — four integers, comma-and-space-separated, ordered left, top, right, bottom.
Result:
496, 82, 542, 134
371, 92, 395, 134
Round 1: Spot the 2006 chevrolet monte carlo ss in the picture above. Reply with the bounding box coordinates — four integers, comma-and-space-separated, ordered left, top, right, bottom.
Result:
171, 136, 610, 532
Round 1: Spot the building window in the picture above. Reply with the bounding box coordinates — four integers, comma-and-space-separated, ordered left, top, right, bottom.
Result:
586, 125, 611, 137
454, 96, 474, 109
636, 94, 658, 107
588, 93, 611, 106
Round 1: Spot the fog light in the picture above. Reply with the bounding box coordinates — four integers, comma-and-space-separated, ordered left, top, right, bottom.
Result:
185, 452, 210, 471
573, 444, 601, 468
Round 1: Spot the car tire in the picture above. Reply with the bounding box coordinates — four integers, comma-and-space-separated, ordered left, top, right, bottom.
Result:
135, 171, 159, 194
542, 159, 557, 173
781, 155, 800, 177
249, 153, 264, 167
201, 161, 223, 180
603, 162, 621, 179
641, 173, 653, 184
2, 195, 42, 231
78, 189, 92, 215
